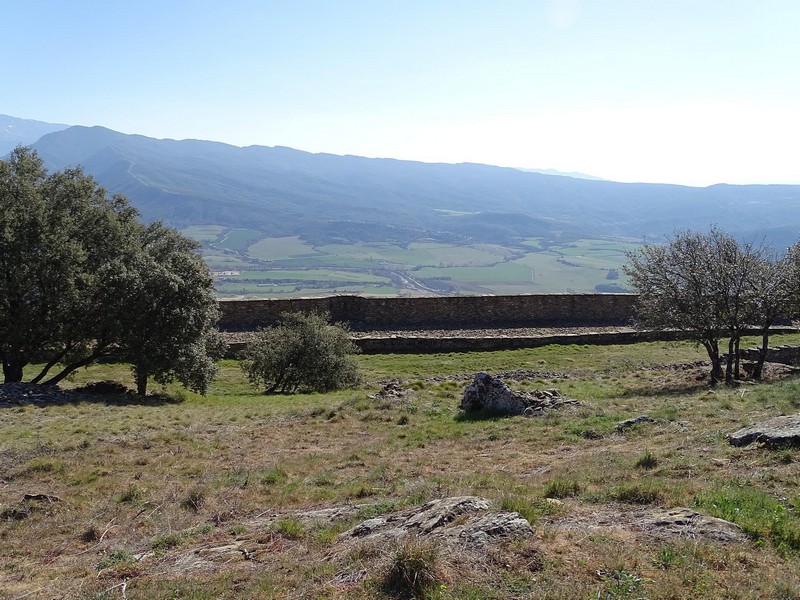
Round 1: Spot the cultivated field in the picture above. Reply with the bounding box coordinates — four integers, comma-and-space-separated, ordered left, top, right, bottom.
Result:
2, 337, 800, 598
181, 227, 640, 298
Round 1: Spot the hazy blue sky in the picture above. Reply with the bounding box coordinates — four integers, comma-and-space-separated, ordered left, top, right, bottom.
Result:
3, 0, 799, 186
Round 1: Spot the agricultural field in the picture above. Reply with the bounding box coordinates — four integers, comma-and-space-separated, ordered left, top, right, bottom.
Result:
181, 227, 641, 298
2, 336, 800, 598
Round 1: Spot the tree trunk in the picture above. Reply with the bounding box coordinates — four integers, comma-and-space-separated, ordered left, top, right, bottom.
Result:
703, 340, 723, 385
31, 347, 72, 384
136, 368, 148, 396
41, 346, 112, 387
267, 371, 285, 394
725, 337, 735, 384
753, 328, 771, 380
734, 336, 741, 380
2, 353, 26, 383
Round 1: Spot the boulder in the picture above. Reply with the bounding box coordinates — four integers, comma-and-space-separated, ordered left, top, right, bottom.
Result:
728, 414, 800, 448
461, 372, 574, 416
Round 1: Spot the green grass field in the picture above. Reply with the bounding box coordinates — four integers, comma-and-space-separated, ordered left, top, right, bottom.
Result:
180, 224, 226, 242
226, 269, 391, 283
216, 228, 264, 252
3, 337, 799, 598
192, 227, 640, 298
246, 236, 320, 260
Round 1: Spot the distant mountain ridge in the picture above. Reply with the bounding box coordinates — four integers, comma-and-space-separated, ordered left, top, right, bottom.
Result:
517, 167, 606, 181
0, 114, 69, 155
10, 122, 800, 248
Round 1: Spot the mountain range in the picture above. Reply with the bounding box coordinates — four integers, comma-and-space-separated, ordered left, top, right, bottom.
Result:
0, 114, 69, 156
4, 114, 800, 249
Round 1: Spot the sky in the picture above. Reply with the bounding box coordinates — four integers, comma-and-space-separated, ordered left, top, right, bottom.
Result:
3, 0, 799, 186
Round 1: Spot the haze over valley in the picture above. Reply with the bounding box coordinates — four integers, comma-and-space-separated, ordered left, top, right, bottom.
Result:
5, 114, 800, 298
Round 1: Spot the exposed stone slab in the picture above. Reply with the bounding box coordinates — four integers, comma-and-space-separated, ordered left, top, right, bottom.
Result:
640, 508, 746, 543
728, 414, 800, 448
616, 415, 655, 431
544, 503, 747, 544
341, 496, 533, 549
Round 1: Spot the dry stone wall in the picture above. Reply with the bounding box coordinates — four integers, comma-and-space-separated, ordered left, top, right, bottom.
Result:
218, 293, 638, 332
739, 345, 800, 366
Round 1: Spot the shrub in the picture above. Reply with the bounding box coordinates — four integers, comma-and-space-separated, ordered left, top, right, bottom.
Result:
544, 477, 582, 499
634, 449, 658, 470
260, 467, 288, 486
97, 549, 135, 570
499, 494, 553, 524
611, 481, 663, 505
240, 311, 361, 393
381, 539, 443, 599
181, 486, 206, 512
271, 518, 305, 539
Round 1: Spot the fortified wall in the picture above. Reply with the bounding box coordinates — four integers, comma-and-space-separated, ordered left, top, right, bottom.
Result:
218, 293, 637, 331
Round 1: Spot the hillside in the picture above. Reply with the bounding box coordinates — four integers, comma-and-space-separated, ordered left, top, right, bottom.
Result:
30, 125, 800, 248
2, 338, 800, 598
0, 114, 69, 155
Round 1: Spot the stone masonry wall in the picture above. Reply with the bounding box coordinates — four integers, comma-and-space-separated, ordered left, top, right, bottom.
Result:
224, 329, 692, 357
739, 345, 800, 366
218, 293, 638, 332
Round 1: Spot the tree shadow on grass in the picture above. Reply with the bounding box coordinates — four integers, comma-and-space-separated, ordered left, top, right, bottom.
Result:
78, 391, 186, 407
0, 381, 184, 408
620, 364, 800, 400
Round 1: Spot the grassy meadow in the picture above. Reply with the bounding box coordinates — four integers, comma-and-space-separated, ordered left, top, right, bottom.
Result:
2, 336, 800, 598
182, 227, 640, 298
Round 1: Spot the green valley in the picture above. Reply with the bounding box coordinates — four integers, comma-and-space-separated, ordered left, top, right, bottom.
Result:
184, 227, 640, 298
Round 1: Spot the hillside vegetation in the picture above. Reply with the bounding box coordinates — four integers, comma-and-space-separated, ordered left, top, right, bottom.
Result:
2, 338, 799, 598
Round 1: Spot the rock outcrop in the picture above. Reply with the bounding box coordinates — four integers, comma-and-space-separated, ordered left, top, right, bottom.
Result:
640, 508, 746, 543
460, 372, 575, 416
545, 504, 747, 544
728, 414, 800, 448
341, 496, 534, 549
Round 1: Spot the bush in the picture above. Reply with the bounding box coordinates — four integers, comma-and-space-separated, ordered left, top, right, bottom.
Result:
240, 311, 361, 394
544, 477, 582, 499
381, 539, 443, 599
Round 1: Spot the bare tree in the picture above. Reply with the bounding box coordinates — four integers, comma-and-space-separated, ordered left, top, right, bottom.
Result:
624, 228, 786, 385
625, 229, 730, 384
745, 250, 791, 379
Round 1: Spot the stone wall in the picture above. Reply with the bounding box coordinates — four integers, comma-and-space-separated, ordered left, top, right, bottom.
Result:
218, 293, 638, 332
225, 328, 799, 357
224, 329, 689, 357
352, 329, 688, 354
739, 344, 800, 366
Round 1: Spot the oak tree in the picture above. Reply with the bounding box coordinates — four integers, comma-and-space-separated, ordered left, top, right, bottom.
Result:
0, 147, 222, 394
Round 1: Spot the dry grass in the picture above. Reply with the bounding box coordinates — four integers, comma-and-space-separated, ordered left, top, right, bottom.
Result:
1, 337, 800, 598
